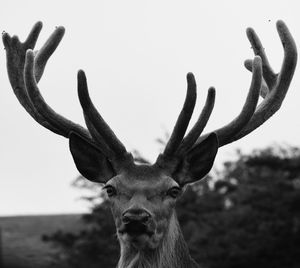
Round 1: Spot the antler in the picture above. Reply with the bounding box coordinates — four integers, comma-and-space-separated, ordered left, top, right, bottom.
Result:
157, 20, 296, 166
77, 70, 128, 160
3, 22, 128, 160
155, 56, 261, 166
3, 22, 61, 134
4, 20, 296, 168
197, 20, 297, 147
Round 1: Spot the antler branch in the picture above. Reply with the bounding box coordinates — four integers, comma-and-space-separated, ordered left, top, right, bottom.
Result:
177, 86, 215, 154
77, 70, 128, 158
3, 22, 128, 157
196, 20, 297, 147
24, 50, 92, 141
2, 22, 66, 135
163, 73, 197, 156
208, 56, 262, 146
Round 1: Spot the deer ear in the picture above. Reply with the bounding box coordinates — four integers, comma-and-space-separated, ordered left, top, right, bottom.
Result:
69, 132, 116, 183
174, 133, 218, 185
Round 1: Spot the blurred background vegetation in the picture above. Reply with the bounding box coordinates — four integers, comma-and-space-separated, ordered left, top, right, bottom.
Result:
37, 144, 300, 268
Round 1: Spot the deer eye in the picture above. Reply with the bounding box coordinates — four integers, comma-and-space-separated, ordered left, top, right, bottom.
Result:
166, 187, 181, 198
103, 185, 117, 197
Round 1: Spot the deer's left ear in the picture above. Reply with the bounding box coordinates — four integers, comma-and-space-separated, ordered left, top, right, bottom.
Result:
173, 133, 218, 185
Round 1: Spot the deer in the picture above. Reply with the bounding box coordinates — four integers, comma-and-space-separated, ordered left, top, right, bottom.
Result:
2, 20, 297, 268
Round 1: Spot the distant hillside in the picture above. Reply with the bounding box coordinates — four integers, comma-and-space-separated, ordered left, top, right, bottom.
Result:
0, 214, 84, 268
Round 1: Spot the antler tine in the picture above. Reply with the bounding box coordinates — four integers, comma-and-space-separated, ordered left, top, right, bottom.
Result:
246, 25, 277, 89
177, 87, 215, 154
244, 59, 269, 98
34, 25, 65, 83
77, 70, 128, 157
24, 50, 93, 142
23, 21, 43, 49
226, 20, 297, 144
163, 72, 197, 156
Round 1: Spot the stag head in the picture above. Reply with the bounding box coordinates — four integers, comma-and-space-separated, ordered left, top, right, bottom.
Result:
3, 20, 297, 267
70, 70, 219, 254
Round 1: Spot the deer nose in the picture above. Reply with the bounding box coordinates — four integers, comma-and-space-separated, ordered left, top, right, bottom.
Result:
122, 209, 151, 224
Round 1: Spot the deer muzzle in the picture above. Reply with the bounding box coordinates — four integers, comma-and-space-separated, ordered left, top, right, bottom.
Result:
120, 208, 155, 237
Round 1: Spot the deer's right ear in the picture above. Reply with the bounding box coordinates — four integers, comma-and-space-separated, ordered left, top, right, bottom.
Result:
69, 132, 116, 183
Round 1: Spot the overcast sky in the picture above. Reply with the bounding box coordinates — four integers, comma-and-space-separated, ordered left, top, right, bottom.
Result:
0, 0, 300, 216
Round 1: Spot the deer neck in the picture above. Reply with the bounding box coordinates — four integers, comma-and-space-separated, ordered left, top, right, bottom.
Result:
117, 212, 199, 268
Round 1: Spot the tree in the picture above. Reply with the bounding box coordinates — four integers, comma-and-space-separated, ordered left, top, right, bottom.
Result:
183, 146, 300, 268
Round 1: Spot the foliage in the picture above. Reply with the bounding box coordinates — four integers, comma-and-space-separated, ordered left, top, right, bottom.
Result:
179, 145, 300, 268
42, 194, 118, 268
43, 145, 300, 268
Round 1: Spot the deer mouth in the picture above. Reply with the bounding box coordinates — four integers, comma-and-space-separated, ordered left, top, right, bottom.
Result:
119, 221, 154, 237
118, 221, 162, 249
